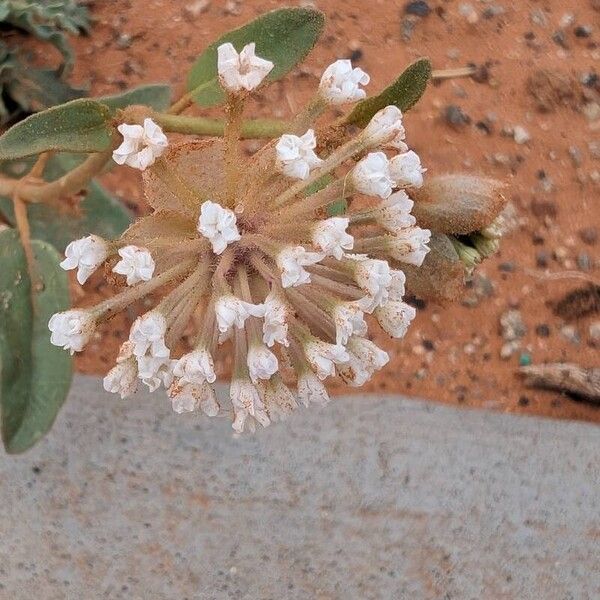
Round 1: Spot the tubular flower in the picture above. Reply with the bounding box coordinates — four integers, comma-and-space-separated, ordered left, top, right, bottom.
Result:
60, 235, 108, 285
48, 310, 96, 354
112, 118, 168, 171
351, 152, 395, 199
312, 217, 354, 259
389, 151, 426, 188
197, 200, 241, 255
319, 59, 370, 104
217, 42, 274, 92
113, 245, 155, 285
276, 129, 323, 180
51, 46, 436, 433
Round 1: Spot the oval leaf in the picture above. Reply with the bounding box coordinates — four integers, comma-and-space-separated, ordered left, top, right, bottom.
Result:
0, 154, 131, 252
0, 229, 72, 454
0, 98, 113, 160
187, 8, 325, 106
346, 58, 432, 127
97, 84, 172, 114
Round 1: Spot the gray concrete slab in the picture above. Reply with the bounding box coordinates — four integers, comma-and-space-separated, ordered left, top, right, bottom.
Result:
0, 375, 599, 600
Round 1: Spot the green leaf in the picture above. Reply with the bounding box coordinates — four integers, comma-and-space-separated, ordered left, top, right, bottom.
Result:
301, 173, 347, 216
97, 84, 172, 114
187, 8, 325, 106
346, 58, 432, 127
0, 98, 113, 160
0, 154, 131, 252
0, 229, 72, 454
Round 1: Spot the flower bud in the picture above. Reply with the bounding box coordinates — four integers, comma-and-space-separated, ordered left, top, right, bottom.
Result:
217, 42, 274, 92
60, 235, 108, 285
113, 245, 155, 285
48, 310, 96, 354
276, 129, 323, 180
312, 217, 354, 259
113, 118, 168, 171
351, 152, 394, 199
362, 105, 407, 149
389, 151, 426, 188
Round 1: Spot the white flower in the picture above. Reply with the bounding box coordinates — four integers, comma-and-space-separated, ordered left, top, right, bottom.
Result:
258, 378, 297, 422
338, 337, 389, 387
353, 258, 392, 311
348, 337, 389, 371
276, 129, 323, 180
103, 359, 138, 399
60, 235, 108, 285
169, 384, 199, 414
262, 290, 289, 347
375, 301, 416, 338
276, 246, 324, 288
138, 355, 175, 392
319, 59, 370, 104
337, 355, 371, 387
215, 295, 265, 334
352, 152, 394, 199
247, 345, 279, 383
333, 302, 367, 346
388, 269, 406, 301
372, 191, 416, 233
48, 310, 95, 354
297, 371, 330, 407
197, 200, 241, 255
389, 150, 426, 188
388, 226, 431, 266
173, 349, 216, 384
112, 245, 155, 285
312, 217, 354, 259
362, 106, 407, 150
304, 340, 350, 380
129, 311, 169, 357
112, 118, 168, 171
230, 379, 270, 433
199, 382, 220, 417
217, 42, 274, 92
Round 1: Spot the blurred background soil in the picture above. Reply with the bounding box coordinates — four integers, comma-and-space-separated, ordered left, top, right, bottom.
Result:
58, 0, 599, 421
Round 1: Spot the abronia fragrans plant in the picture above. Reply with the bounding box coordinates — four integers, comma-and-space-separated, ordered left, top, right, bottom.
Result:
0, 9, 509, 448
49, 48, 434, 432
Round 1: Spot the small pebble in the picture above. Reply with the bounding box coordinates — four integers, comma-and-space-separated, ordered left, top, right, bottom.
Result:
404, 1, 431, 17
535, 324, 550, 337
513, 125, 531, 144
519, 353, 532, 367
589, 321, 600, 347
574, 25, 592, 38
443, 104, 470, 128
500, 310, 527, 341
560, 325, 581, 345
578, 227, 598, 245
577, 253, 592, 271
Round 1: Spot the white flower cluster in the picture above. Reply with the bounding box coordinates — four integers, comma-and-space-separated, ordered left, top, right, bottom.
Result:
50, 44, 433, 434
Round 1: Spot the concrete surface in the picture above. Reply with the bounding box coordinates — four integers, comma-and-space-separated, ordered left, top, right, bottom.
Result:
0, 375, 599, 600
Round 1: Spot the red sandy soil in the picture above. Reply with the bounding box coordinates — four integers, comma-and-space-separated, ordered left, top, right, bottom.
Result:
60, 0, 599, 421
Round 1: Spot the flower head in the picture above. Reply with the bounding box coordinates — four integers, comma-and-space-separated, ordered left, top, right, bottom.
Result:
129, 311, 169, 357
48, 309, 96, 354
375, 301, 416, 338
276, 246, 324, 288
198, 200, 241, 255
173, 349, 216, 385
297, 371, 330, 407
215, 295, 265, 334
276, 129, 323, 180
137, 355, 175, 392
362, 106, 407, 150
352, 152, 394, 199
247, 344, 279, 383
113, 245, 155, 285
217, 42, 274, 92
387, 226, 431, 266
312, 217, 354, 259
333, 302, 367, 345
389, 151, 426, 188
353, 258, 392, 311
319, 59, 370, 104
103, 359, 138, 399
262, 290, 289, 347
112, 118, 168, 171
372, 191, 416, 233
304, 339, 350, 380
60, 235, 108, 285
230, 378, 270, 433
